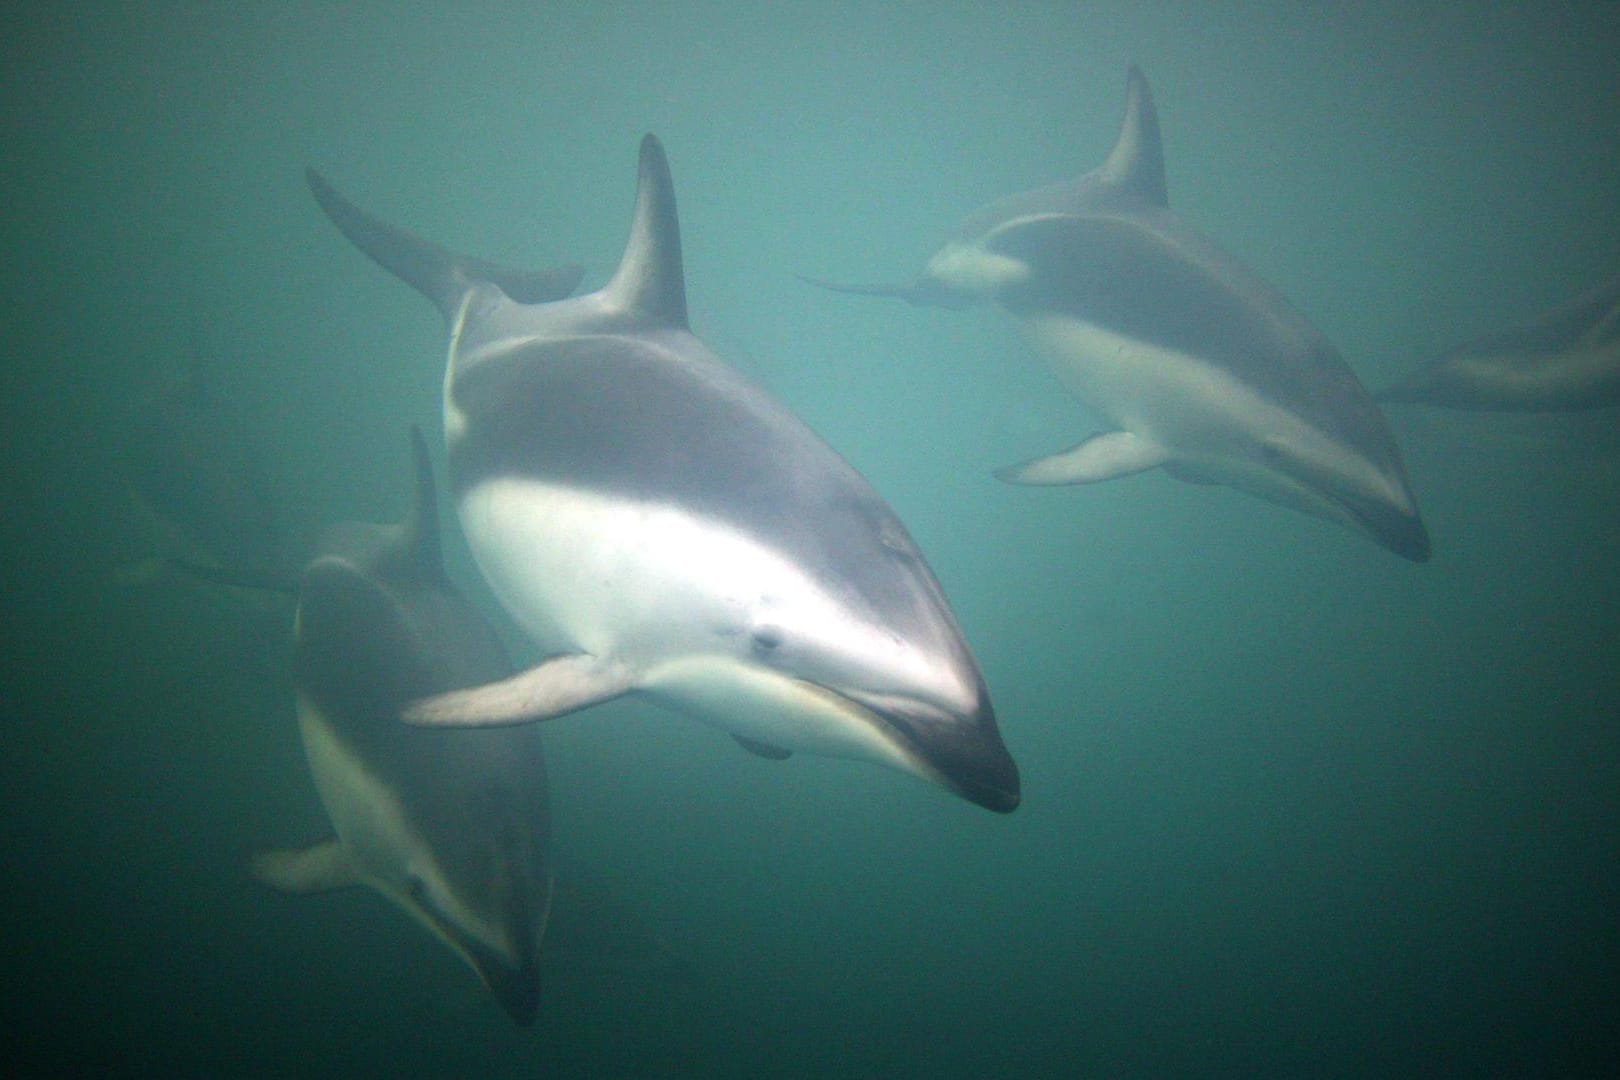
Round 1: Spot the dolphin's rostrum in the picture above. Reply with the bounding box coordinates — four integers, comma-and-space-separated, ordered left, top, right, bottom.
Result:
808, 66, 1431, 562
307, 137, 1020, 812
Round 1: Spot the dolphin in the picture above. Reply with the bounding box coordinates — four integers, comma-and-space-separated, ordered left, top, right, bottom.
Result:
305, 135, 1019, 812
120, 343, 292, 589
252, 428, 553, 1025
804, 66, 1431, 562
1376, 274, 1620, 412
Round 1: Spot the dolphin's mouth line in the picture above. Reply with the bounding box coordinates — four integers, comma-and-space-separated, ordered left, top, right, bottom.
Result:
802, 679, 1021, 813
1324, 485, 1430, 562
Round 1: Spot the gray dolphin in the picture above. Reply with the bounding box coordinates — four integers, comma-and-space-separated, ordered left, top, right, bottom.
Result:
805, 66, 1430, 562
1377, 274, 1620, 412
305, 136, 1019, 812
252, 429, 552, 1025
120, 344, 292, 590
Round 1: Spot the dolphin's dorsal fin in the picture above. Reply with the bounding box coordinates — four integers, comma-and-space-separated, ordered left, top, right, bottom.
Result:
603, 135, 689, 328
403, 425, 445, 582
1097, 65, 1167, 208
306, 168, 584, 320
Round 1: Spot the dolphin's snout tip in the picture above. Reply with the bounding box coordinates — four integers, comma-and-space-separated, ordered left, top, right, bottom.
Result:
961, 772, 1022, 814
938, 712, 1022, 814
1383, 512, 1432, 563
866, 692, 1023, 813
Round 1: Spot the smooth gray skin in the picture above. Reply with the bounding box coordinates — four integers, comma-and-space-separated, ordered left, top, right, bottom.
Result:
1377, 275, 1620, 412
807, 66, 1430, 562
252, 429, 551, 1026
306, 137, 1019, 812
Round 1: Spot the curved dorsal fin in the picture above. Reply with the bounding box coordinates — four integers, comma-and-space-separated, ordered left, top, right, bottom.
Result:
1097, 64, 1167, 207
603, 135, 689, 327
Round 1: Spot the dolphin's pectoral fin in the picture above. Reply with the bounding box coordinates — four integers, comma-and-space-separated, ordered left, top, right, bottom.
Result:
995, 430, 1171, 485
732, 734, 793, 760
403, 653, 632, 727
250, 838, 359, 894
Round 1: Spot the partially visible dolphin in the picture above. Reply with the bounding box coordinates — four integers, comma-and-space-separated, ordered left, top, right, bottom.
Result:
120, 344, 292, 589
306, 135, 1019, 812
1376, 274, 1620, 412
805, 66, 1431, 562
252, 428, 553, 1025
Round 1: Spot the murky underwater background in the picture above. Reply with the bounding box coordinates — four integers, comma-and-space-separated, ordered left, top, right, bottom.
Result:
3, 3, 1618, 1076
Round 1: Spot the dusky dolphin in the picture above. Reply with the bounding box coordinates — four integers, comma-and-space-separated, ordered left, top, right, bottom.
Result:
120, 344, 292, 589
805, 66, 1431, 562
252, 428, 553, 1025
305, 135, 1019, 813
1376, 274, 1620, 412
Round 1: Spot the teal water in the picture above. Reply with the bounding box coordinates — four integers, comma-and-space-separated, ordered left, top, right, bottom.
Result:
4, 3, 1618, 1075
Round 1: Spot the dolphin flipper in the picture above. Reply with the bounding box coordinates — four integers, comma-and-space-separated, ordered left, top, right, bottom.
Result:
251, 838, 359, 894
305, 168, 584, 318
403, 653, 633, 727
996, 430, 1172, 485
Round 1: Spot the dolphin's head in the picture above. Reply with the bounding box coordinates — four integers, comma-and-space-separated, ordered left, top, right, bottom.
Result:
634, 503, 1021, 813
740, 497, 1020, 812
733, 589, 1020, 813
1219, 430, 1431, 562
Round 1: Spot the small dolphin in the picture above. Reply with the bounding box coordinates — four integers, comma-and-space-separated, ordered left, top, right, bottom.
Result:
805, 67, 1430, 562
252, 429, 553, 1025
306, 135, 1019, 812
120, 344, 291, 588
1377, 275, 1620, 412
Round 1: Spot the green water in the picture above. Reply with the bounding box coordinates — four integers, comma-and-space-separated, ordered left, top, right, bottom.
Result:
3, 3, 1617, 1076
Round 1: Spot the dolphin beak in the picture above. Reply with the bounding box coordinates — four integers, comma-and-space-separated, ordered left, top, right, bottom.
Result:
1337, 490, 1432, 562
843, 689, 1022, 813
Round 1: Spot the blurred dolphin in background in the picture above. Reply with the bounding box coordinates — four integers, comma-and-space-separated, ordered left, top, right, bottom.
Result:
1377, 274, 1620, 412
805, 66, 1431, 562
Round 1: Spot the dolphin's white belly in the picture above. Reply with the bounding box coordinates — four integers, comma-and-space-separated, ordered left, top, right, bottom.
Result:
295, 693, 501, 954
1015, 312, 1404, 520
455, 478, 924, 769
1019, 312, 1279, 452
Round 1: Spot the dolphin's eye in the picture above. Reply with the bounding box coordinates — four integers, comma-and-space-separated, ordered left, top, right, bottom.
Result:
1259, 441, 1287, 464
752, 627, 783, 653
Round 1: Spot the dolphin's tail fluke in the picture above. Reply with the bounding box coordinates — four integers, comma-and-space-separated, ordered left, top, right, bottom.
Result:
305, 168, 585, 320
